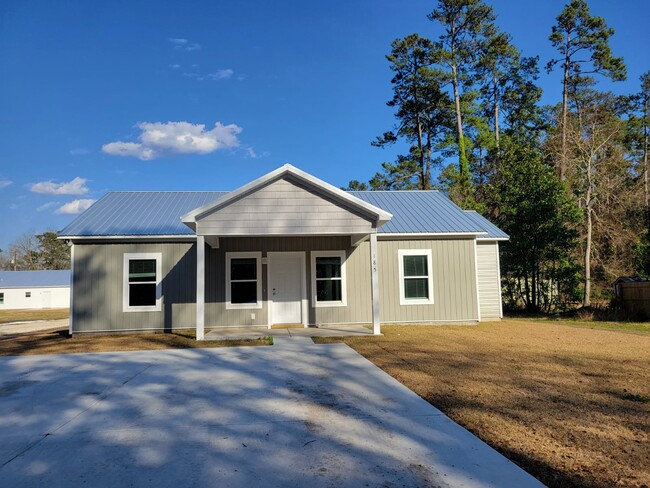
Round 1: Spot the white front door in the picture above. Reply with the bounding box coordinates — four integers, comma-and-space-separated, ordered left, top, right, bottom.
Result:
269, 253, 304, 324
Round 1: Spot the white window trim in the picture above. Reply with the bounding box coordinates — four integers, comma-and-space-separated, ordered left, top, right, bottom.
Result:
226, 252, 263, 310
398, 249, 434, 306
311, 250, 347, 308
123, 252, 162, 313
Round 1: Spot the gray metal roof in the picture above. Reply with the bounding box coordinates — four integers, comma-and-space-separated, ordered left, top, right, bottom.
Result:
0, 270, 70, 288
350, 191, 489, 235
60, 192, 227, 236
59, 190, 507, 238
462, 210, 509, 240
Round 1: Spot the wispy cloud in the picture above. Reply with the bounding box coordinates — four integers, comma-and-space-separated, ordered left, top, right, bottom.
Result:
0, 179, 12, 190
169, 64, 180, 69
69, 148, 89, 156
37, 201, 60, 212
168, 37, 201, 51
30, 177, 89, 195
56, 199, 95, 215
207, 69, 234, 80
102, 121, 242, 161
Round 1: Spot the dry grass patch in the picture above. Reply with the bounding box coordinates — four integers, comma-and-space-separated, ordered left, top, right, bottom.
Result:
316, 319, 650, 488
0, 328, 271, 356
0, 308, 69, 324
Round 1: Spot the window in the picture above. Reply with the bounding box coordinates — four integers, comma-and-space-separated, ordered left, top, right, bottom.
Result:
25, 292, 31, 298
311, 251, 347, 307
226, 252, 262, 309
398, 249, 434, 305
0, 292, 4, 304
123, 253, 162, 312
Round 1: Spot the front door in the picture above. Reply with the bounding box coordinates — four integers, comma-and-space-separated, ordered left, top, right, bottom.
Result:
269, 253, 304, 325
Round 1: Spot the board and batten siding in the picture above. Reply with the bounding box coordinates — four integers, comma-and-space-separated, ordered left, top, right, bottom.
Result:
378, 239, 479, 323
196, 177, 374, 236
72, 243, 196, 333
476, 241, 502, 320
205, 236, 372, 326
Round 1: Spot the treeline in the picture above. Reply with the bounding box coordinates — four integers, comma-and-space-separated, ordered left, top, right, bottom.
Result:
349, 0, 649, 312
0, 232, 70, 271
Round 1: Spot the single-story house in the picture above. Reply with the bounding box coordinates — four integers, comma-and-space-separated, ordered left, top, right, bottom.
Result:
59, 164, 507, 338
0, 270, 71, 310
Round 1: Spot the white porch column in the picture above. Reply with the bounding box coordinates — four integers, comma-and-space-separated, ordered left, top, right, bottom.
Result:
369, 232, 381, 335
196, 235, 205, 341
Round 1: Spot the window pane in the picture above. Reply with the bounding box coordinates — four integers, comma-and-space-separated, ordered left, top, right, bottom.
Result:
405, 278, 429, 299
231, 258, 257, 281
231, 281, 257, 304
316, 279, 342, 302
0, 293, 4, 304
403, 255, 428, 277
129, 283, 156, 306
316, 257, 341, 279
129, 259, 157, 282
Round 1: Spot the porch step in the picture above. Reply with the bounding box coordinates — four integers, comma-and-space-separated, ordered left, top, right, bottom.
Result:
270, 324, 304, 329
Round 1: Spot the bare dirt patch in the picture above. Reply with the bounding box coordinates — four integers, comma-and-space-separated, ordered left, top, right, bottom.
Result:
0, 308, 69, 324
315, 319, 650, 488
0, 328, 271, 356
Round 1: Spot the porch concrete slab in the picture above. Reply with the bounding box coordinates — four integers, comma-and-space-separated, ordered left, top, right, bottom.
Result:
204, 324, 375, 341
0, 341, 543, 487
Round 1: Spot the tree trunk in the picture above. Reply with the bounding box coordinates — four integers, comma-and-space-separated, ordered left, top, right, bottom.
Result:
493, 72, 500, 149
584, 190, 592, 307
643, 99, 648, 211
560, 57, 569, 182
452, 63, 466, 177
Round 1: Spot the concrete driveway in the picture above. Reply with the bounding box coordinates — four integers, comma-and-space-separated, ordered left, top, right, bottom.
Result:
0, 337, 543, 487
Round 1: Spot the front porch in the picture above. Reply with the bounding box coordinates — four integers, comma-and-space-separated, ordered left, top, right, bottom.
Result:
204, 324, 376, 341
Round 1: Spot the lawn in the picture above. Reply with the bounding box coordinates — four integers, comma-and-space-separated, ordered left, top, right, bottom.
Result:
315, 319, 650, 488
0, 308, 69, 324
0, 328, 272, 356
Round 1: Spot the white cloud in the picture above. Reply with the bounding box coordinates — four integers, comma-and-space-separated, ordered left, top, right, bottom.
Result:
102, 121, 242, 160
37, 201, 59, 212
0, 179, 12, 190
30, 177, 89, 195
168, 38, 188, 46
56, 199, 95, 215
246, 148, 257, 158
168, 38, 201, 51
206, 69, 234, 80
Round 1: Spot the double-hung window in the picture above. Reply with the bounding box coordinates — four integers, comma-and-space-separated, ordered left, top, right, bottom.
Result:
311, 251, 347, 307
0, 292, 4, 304
398, 249, 434, 305
226, 252, 262, 309
123, 253, 162, 312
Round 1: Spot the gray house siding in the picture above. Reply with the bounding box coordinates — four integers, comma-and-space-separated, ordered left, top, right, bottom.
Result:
205, 236, 372, 326
378, 239, 479, 323
71, 236, 481, 333
477, 241, 502, 320
196, 178, 374, 236
72, 242, 196, 333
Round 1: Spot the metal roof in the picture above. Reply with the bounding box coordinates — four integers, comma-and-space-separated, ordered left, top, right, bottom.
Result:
0, 270, 70, 288
59, 190, 507, 238
350, 191, 489, 235
462, 210, 509, 240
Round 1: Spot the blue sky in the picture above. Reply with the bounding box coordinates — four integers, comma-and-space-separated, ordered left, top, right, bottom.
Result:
0, 0, 648, 252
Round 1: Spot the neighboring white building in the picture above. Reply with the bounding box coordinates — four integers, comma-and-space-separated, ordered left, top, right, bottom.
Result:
0, 270, 70, 310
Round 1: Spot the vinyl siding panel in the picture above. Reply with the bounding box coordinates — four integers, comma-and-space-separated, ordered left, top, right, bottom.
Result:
72, 243, 196, 333
205, 236, 372, 326
477, 241, 502, 319
196, 178, 374, 236
378, 239, 479, 323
